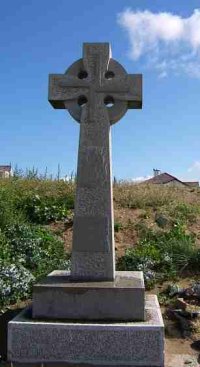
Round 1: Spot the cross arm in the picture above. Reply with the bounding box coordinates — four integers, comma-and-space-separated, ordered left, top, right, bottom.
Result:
100, 74, 142, 109
127, 74, 142, 109
48, 74, 89, 109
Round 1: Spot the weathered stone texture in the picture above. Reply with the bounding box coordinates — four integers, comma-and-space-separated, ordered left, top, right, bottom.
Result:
8, 296, 164, 366
32, 271, 145, 321
72, 216, 110, 252
71, 252, 114, 281
48, 43, 142, 281
75, 187, 109, 216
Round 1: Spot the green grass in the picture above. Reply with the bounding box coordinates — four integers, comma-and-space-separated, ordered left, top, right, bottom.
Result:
0, 178, 75, 225
117, 221, 199, 289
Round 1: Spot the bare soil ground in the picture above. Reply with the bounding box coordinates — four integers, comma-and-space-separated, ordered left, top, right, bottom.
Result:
50, 205, 200, 256
147, 278, 200, 360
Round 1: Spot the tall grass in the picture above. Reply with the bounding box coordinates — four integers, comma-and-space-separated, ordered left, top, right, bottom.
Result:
114, 182, 200, 209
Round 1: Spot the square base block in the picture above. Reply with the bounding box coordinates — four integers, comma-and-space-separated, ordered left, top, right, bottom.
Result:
8, 295, 164, 367
32, 271, 145, 321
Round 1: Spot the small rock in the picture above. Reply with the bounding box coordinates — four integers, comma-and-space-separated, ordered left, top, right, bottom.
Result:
184, 359, 194, 365
191, 340, 200, 351
155, 213, 168, 228
168, 284, 181, 297
192, 283, 200, 296
176, 298, 187, 311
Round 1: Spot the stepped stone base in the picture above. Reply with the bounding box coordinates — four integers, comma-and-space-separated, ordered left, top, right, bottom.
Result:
8, 295, 164, 367
32, 270, 145, 321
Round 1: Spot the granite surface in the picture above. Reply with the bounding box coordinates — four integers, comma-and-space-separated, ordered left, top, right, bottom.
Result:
8, 295, 164, 366
32, 271, 145, 321
48, 43, 142, 281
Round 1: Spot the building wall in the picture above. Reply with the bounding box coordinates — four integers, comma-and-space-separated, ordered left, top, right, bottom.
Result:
0, 170, 11, 178
164, 180, 185, 187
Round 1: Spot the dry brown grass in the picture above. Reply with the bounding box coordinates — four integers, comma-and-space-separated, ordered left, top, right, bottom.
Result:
2, 178, 199, 211
113, 183, 200, 209
0, 178, 75, 199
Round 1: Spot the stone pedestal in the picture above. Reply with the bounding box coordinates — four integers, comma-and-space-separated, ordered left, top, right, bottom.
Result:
32, 271, 145, 321
8, 295, 164, 367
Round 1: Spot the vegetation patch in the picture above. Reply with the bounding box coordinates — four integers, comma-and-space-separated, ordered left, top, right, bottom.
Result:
0, 223, 70, 310
0, 177, 200, 309
114, 183, 200, 209
20, 194, 73, 224
117, 222, 199, 289
0, 177, 73, 311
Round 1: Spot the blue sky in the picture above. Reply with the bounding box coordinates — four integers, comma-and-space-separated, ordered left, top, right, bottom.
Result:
1, 0, 200, 181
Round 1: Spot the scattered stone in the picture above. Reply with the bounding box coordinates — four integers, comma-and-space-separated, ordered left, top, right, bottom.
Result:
173, 308, 200, 319
171, 310, 192, 338
168, 284, 183, 297
167, 283, 200, 299
177, 298, 187, 310
192, 283, 200, 297
155, 213, 168, 228
191, 340, 200, 351
166, 354, 199, 367
184, 359, 194, 364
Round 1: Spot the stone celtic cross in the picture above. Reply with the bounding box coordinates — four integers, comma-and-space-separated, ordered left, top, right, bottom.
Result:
49, 43, 142, 281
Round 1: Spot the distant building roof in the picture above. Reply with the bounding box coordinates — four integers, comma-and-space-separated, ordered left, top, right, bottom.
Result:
0, 165, 11, 172
143, 172, 199, 187
143, 172, 185, 185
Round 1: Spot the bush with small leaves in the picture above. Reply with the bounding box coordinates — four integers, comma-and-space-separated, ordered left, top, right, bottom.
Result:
20, 194, 73, 224
117, 222, 197, 288
2, 223, 69, 279
0, 223, 70, 309
0, 261, 35, 308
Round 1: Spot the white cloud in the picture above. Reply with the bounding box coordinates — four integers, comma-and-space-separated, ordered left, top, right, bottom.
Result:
118, 9, 200, 77
187, 160, 200, 173
131, 175, 152, 182
179, 161, 200, 182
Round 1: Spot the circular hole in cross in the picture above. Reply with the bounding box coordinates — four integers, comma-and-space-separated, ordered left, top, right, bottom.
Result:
78, 95, 88, 107
104, 96, 114, 108
78, 70, 88, 79
105, 71, 115, 79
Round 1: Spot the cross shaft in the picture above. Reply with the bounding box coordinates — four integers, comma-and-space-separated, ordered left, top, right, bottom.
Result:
48, 43, 142, 281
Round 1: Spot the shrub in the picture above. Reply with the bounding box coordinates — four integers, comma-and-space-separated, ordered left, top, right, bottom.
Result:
169, 203, 200, 224
0, 223, 70, 309
0, 178, 74, 310
0, 188, 25, 230
0, 231, 11, 267
18, 194, 73, 224
0, 261, 35, 308
0, 178, 75, 225
117, 222, 197, 288
114, 222, 123, 232
2, 223, 69, 279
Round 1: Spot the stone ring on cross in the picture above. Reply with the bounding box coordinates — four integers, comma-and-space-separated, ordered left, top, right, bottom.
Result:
49, 43, 142, 124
